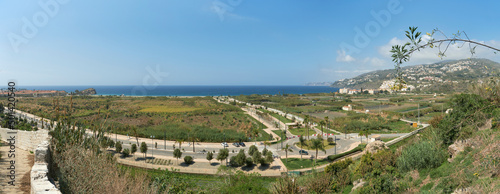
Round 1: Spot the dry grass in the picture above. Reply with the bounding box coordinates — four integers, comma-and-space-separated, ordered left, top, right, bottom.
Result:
138, 106, 201, 113
52, 146, 157, 194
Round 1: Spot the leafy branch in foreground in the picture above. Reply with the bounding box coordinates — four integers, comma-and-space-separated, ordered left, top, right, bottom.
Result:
390, 26, 500, 91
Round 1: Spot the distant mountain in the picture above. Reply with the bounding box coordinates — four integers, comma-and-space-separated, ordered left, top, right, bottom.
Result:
331, 58, 500, 93
305, 82, 334, 86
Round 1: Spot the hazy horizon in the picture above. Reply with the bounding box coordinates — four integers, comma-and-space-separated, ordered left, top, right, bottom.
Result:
2, 1, 500, 86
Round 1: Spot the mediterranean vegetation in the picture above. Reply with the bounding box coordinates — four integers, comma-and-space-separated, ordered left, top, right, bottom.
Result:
15, 96, 272, 142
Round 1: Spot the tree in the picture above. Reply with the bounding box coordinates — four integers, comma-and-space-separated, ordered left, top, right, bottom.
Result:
131, 144, 137, 157
262, 148, 269, 156
264, 151, 274, 165
235, 149, 247, 166
248, 145, 258, 156
358, 129, 371, 143
390, 26, 500, 91
206, 151, 214, 164
187, 129, 199, 152
252, 150, 262, 165
115, 141, 122, 153
324, 116, 330, 139
310, 136, 326, 166
217, 148, 229, 165
298, 136, 306, 160
131, 126, 140, 146
263, 140, 271, 150
173, 148, 182, 163
175, 139, 184, 150
140, 142, 148, 159
303, 115, 310, 140
319, 120, 326, 137
282, 144, 293, 164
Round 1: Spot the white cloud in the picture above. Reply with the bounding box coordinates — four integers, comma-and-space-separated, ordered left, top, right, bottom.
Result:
378, 37, 500, 65
336, 50, 356, 62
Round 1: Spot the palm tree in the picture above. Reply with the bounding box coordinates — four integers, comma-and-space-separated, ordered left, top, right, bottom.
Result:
303, 115, 310, 140
298, 136, 306, 161
275, 137, 280, 150
319, 120, 326, 137
187, 129, 199, 152
310, 136, 326, 166
263, 140, 271, 150
175, 139, 184, 150
358, 129, 371, 143
324, 116, 329, 139
131, 126, 140, 146
282, 144, 293, 164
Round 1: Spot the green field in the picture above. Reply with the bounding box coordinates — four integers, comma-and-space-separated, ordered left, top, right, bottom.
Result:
287, 127, 316, 137
17, 96, 270, 142
281, 158, 330, 170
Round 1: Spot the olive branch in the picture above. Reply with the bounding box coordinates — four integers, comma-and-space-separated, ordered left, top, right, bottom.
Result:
390, 26, 500, 91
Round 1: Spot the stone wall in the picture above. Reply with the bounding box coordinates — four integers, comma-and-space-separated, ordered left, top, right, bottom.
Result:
0, 127, 50, 153
31, 141, 60, 194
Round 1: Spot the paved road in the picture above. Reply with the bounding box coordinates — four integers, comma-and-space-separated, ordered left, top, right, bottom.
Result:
6, 108, 408, 160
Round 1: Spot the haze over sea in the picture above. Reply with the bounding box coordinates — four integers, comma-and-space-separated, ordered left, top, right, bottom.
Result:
19, 86, 339, 96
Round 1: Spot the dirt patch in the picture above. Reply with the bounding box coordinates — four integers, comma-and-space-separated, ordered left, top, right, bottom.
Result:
0, 141, 34, 194
410, 170, 419, 181
19, 154, 34, 194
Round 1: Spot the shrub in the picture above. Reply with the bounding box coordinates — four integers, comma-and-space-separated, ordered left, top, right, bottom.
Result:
245, 157, 253, 167
248, 145, 258, 156
140, 142, 148, 158
131, 144, 137, 155
174, 149, 182, 162
115, 142, 122, 153
397, 141, 446, 172
229, 156, 238, 166
234, 149, 246, 166
122, 148, 130, 157
252, 150, 262, 164
184, 156, 194, 164
437, 94, 492, 145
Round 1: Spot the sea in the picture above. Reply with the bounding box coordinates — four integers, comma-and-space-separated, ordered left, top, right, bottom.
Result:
17, 86, 339, 96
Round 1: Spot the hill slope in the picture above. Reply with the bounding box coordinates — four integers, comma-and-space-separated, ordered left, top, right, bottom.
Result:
331, 58, 500, 92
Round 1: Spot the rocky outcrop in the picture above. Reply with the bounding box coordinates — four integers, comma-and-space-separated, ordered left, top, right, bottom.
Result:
78, 88, 97, 95
452, 187, 478, 194
448, 139, 476, 163
365, 140, 388, 154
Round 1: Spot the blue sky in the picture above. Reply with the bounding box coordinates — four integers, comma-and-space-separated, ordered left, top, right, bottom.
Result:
1, 0, 500, 86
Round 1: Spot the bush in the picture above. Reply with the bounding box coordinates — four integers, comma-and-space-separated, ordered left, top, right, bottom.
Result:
397, 141, 446, 172
234, 149, 246, 166
115, 142, 122, 153
184, 156, 194, 164
245, 157, 253, 167
248, 145, 258, 156
131, 144, 137, 155
229, 156, 238, 167
122, 148, 130, 157
437, 94, 492, 145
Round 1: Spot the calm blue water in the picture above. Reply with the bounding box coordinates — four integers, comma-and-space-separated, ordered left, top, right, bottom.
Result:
17, 86, 338, 96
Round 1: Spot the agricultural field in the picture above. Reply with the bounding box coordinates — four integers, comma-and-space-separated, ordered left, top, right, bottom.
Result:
16, 96, 271, 142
